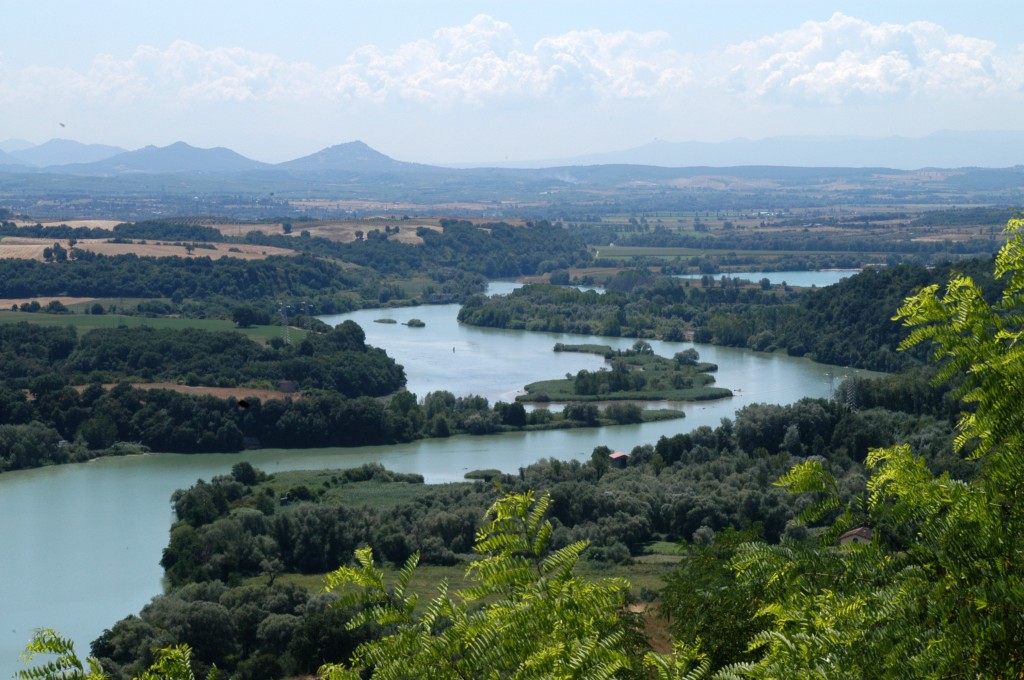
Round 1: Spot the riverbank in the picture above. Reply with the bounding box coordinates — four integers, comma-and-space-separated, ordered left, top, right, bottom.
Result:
0, 298, 874, 678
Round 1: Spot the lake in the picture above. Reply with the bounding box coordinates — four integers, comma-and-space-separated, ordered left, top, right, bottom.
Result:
675, 269, 859, 287
0, 284, 868, 677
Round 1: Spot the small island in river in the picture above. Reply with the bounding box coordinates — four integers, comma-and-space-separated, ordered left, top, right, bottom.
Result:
518, 341, 732, 403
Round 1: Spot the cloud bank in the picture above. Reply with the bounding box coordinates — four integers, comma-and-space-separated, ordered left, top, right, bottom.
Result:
5, 12, 1016, 109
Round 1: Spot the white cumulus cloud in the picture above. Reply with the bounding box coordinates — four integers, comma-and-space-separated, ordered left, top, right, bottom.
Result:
1, 15, 693, 108
716, 12, 1015, 104
321, 15, 692, 105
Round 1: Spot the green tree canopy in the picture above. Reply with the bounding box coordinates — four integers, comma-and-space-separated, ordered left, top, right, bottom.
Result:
319, 491, 641, 680
727, 218, 1024, 678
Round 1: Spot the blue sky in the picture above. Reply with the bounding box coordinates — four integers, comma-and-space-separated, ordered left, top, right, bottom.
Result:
3, 1, 1023, 163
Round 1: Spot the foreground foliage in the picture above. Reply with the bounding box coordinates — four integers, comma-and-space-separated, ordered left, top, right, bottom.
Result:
724, 218, 1024, 677
320, 491, 639, 679
19, 630, 214, 680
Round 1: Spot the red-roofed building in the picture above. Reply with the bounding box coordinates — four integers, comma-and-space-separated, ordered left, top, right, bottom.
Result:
838, 526, 873, 546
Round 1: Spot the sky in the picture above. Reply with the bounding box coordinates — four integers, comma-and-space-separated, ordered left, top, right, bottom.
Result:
3, 1, 1023, 164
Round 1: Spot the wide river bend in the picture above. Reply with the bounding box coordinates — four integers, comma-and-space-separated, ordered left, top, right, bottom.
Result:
0, 277, 867, 676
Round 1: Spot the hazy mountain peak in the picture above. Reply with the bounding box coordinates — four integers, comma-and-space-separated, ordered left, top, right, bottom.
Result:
0, 148, 26, 166
64, 141, 268, 174
280, 140, 415, 172
327, 140, 389, 157
10, 138, 127, 166
503, 131, 1024, 170
0, 138, 35, 153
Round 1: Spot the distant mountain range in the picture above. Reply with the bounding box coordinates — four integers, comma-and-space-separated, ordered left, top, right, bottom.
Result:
476, 131, 1024, 170
2, 131, 1023, 173
59, 141, 270, 175
0, 139, 442, 176
2, 134, 1022, 217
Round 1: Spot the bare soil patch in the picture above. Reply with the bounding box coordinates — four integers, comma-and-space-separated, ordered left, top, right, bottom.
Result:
667, 175, 779, 190
0, 297, 96, 307
13, 219, 123, 229
636, 604, 674, 655
82, 382, 300, 402
291, 199, 504, 213
211, 219, 443, 244
911, 234, 977, 243
304, 220, 442, 244
81, 241, 296, 259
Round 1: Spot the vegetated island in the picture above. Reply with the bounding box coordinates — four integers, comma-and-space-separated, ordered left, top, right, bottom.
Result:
370, 318, 424, 326
518, 341, 732, 405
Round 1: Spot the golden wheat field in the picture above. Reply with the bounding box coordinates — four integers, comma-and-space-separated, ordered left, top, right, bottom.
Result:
0, 237, 297, 260
90, 383, 301, 402
210, 219, 443, 244
0, 243, 50, 260
0, 296, 97, 307
13, 219, 125, 230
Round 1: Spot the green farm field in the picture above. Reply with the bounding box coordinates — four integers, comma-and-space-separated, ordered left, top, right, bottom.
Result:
594, 245, 887, 260
0, 310, 307, 343
265, 552, 679, 608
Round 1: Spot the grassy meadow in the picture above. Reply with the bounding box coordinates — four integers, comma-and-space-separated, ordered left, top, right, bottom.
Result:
0, 309, 306, 343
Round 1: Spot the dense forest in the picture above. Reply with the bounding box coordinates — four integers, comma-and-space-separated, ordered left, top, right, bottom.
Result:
0, 320, 404, 461
0, 253, 373, 313
318, 219, 589, 277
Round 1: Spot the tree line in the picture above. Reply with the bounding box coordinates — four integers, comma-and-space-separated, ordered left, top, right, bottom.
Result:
568, 221, 1003, 259
0, 253, 364, 310
241, 219, 592, 278
0, 218, 225, 243
459, 258, 1000, 372
0, 320, 403, 394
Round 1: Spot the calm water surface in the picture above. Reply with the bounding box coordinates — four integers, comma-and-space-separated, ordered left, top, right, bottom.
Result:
0, 282, 868, 676
675, 269, 858, 287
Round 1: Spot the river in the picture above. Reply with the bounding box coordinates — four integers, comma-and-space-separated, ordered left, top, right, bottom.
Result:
0, 274, 865, 677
